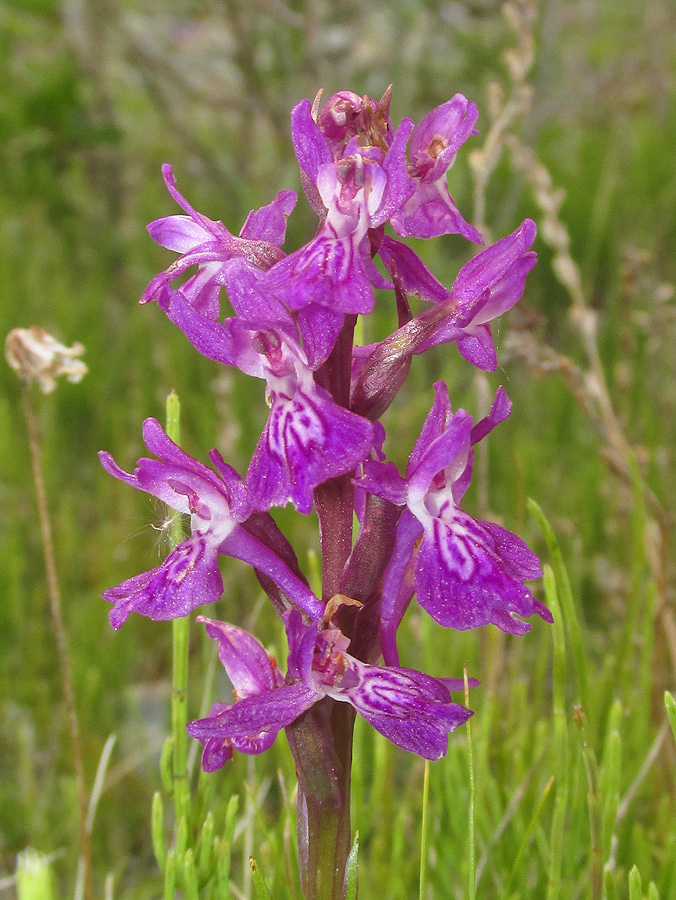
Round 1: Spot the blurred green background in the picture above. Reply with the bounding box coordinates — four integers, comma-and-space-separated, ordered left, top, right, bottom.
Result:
1, 0, 675, 897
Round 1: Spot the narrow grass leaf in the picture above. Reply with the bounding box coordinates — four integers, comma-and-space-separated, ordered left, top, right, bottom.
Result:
152, 791, 166, 871
574, 706, 603, 900
250, 858, 273, 900
600, 701, 622, 860
216, 837, 233, 900
603, 866, 618, 900
344, 832, 359, 900
544, 563, 570, 900
665, 692, 676, 746
465, 666, 476, 900
85, 733, 117, 834
160, 739, 173, 795
164, 850, 176, 900
183, 849, 199, 900
419, 760, 430, 900
197, 811, 215, 880
529, 498, 589, 712
628, 865, 642, 900
503, 777, 554, 899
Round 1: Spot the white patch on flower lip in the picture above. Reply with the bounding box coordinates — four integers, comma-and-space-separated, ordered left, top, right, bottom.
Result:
434, 517, 475, 582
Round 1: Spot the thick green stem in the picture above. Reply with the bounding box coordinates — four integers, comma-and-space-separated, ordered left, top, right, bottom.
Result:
288, 700, 355, 900
166, 392, 191, 826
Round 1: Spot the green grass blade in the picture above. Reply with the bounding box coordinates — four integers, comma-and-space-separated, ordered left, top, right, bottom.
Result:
250, 858, 273, 900
628, 864, 642, 900
344, 832, 359, 900
465, 667, 476, 900
665, 692, 676, 746
528, 498, 589, 713
574, 706, 603, 900
600, 701, 622, 861
419, 760, 430, 900
544, 564, 570, 900
503, 776, 554, 899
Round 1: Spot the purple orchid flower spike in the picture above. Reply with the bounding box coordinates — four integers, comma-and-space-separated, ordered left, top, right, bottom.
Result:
390, 94, 483, 243
140, 164, 297, 317
189, 607, 472, 763
357, 382, 551, 665
193, 617, 285, 772
156, 287, 375, 515
98, 419, 322, 627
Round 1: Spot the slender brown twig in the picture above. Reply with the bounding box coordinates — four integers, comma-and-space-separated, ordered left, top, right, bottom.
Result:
20, 384, 92, 900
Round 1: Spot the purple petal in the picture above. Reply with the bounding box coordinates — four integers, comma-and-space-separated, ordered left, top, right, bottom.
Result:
357, 461, 408, 505
346, 664, 472, 760
103, 534, 223, 629
161, 163, 226, 235
377, 236, 450, 303
196, 701, 282, 771
407, 409, 472, 502
265, 232, 374, 316
292, 98, 333, 216
221, 527, 323, 620
157, 287, 264, 376
284, 611, 319, 682
246, 382, 374, 515
379, 509, 423, 666
239, 190, 297, 245
391, 178, 482, 242
470, 386, 512, 446
98, 450, 141, 491
201, 736, 234, 772
452, 219, 537, 314
187, 682, 319, 740
407, 381, 454, 476
221, 257, 294, 326
292, 99, 333, 183
409, 95, 479, 182
147, 215, 209, 254
197, 616, 284, 696
479, 521, 543, 580
139, 419, 242, 511
455, 325, 497, 371
413, 513, 545, 631
370, 118, 415, 228
296, 303, 345, 370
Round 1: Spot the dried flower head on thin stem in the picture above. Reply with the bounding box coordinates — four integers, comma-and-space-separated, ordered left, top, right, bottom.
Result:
5, 326, 87, 394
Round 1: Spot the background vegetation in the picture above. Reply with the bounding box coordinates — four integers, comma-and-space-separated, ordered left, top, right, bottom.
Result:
1, 0, 675, 897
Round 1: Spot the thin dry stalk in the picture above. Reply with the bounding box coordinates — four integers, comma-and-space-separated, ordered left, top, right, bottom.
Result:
20, 385, 92, 900
469, 0, 537, 237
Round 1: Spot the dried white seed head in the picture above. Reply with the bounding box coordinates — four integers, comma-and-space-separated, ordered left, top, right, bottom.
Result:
5, 326, 87, 394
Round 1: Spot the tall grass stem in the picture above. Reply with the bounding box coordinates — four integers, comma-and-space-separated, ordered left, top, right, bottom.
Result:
166, 391, 191, 828
544, 564, 569, 900
465, 666, 476, 900
418, 760, 429, 900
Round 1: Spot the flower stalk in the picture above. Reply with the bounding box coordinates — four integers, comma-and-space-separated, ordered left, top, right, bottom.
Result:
7, 328, 92, 900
